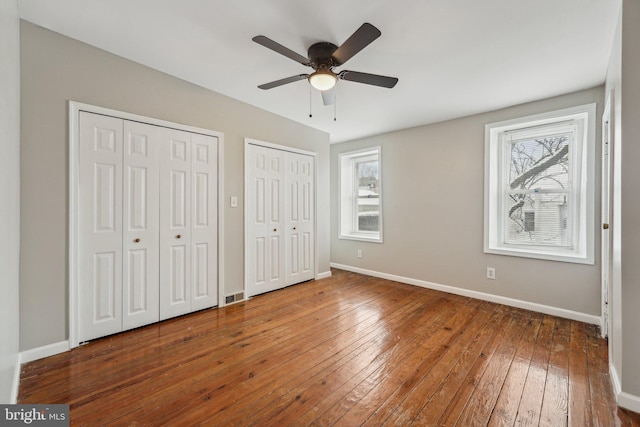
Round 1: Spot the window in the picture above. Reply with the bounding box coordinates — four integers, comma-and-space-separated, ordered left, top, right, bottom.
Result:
339, 147, 383, 242
484, 104, 595, 264
524, 211, 536, 233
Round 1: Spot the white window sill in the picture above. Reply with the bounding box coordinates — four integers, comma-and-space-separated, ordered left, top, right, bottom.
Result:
484, 246, 593, 265
339, 234, 383, 243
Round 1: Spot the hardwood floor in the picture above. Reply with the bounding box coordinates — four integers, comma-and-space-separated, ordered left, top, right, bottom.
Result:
19, 269, 640, 426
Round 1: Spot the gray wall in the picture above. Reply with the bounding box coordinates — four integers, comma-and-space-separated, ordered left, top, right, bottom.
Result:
331, 87, 603, 317
19, 21, 331, 351
619, 0, 640, 399
607, 0, 640, 401
0, 0, 20, 403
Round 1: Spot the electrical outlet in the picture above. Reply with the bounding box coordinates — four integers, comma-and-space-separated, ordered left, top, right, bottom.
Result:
230, 196, 238, 208
486, 267, 496, 280
357, 249, 362, 258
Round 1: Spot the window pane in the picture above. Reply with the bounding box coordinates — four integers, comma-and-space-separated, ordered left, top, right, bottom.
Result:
505, 131, 572, 247
356, 159, 379, 232
509, 133, 570, 191
505, 192, 570, 247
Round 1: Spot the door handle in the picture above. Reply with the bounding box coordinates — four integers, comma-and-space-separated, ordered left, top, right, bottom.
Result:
134, 238, 141, 243
603, 223, 609, 230
273, 228, 277, 232
176, 234, 182, 239
293, 227, 296, 230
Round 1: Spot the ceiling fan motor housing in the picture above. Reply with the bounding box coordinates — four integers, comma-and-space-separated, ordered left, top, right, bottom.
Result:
308, 42, 339, 70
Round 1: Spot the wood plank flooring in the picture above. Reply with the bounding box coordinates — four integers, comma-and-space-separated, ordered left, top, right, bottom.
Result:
19, 269, 640, 426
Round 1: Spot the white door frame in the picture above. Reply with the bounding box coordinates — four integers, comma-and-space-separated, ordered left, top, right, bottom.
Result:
244, 138, 318, 298
68, 101, 225, 348
601, 93, 612, 338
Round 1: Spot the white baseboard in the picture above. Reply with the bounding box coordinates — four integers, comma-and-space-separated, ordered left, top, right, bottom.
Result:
10, 354, 21, 404
611, 363, 622, 396
330, 263, 600, 325
20, 341, 70, 364
316, 270, 332, 280
610, 363, 640, 413
618, 391, 640, 413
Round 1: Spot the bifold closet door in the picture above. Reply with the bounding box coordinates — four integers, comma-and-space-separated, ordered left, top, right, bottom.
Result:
247, 144, 286, 297
285, 152, 315, 285
247, 144, 315, 297
122, 121, 160, 330
78, 113, 161, 342
160, 129, 218, 320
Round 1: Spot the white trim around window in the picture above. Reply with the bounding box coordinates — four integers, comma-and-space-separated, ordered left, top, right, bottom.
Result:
484, 103, 596, 264
339, 146, 383, 243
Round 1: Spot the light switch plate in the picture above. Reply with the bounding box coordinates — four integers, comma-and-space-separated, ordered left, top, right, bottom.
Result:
230, 196, 238, 208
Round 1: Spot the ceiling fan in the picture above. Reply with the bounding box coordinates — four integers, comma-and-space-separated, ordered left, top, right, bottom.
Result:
252, 23, 398, 105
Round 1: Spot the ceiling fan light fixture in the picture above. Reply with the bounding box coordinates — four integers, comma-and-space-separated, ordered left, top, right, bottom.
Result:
308, 70, 337, 91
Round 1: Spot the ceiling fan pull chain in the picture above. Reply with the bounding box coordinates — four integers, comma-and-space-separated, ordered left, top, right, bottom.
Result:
334, 91, 337, 122
309, 85, 313, 118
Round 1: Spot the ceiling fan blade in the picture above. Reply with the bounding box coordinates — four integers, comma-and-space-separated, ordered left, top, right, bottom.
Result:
252, 35, 310, 66
339, 70, 398, 88
321, 88, 336, 105
258, 74, 309, 90
331, 23, 381, 66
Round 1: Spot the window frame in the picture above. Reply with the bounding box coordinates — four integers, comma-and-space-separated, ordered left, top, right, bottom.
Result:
484, 104, 596, 264
339, 146, 383, 243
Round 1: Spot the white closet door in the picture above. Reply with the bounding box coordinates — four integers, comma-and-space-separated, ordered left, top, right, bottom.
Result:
78, 112, 124, 342
122, 121, 161, 330
247, 144, 286, 297
160, 129, 192, 320
285, 152, 315, 285
75, 106, 221, 344
191, 134, 218, 310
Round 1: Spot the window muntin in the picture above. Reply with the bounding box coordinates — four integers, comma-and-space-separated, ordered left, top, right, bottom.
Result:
484, 104, 595, 264
340, 147, 382, 242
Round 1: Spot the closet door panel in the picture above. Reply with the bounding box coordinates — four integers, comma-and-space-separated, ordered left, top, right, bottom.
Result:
286, 158, 300, 281
269, 153, 285, 284
93, 252, 118, 321
122, 121, 160, 330
170, 245, 187, 300
191, 134, 218, 310
247, 145, 269, 295
193, 243, 209, 300
285, 152, 315, 285
289, 233, 299, 275
78, 112, 123, 342
160, 129, 192, 320
299, 157, 315, 280
247, 144, 285, 297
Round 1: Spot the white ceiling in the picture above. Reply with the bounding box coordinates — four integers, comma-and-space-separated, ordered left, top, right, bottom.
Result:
18, 0, 620, 143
